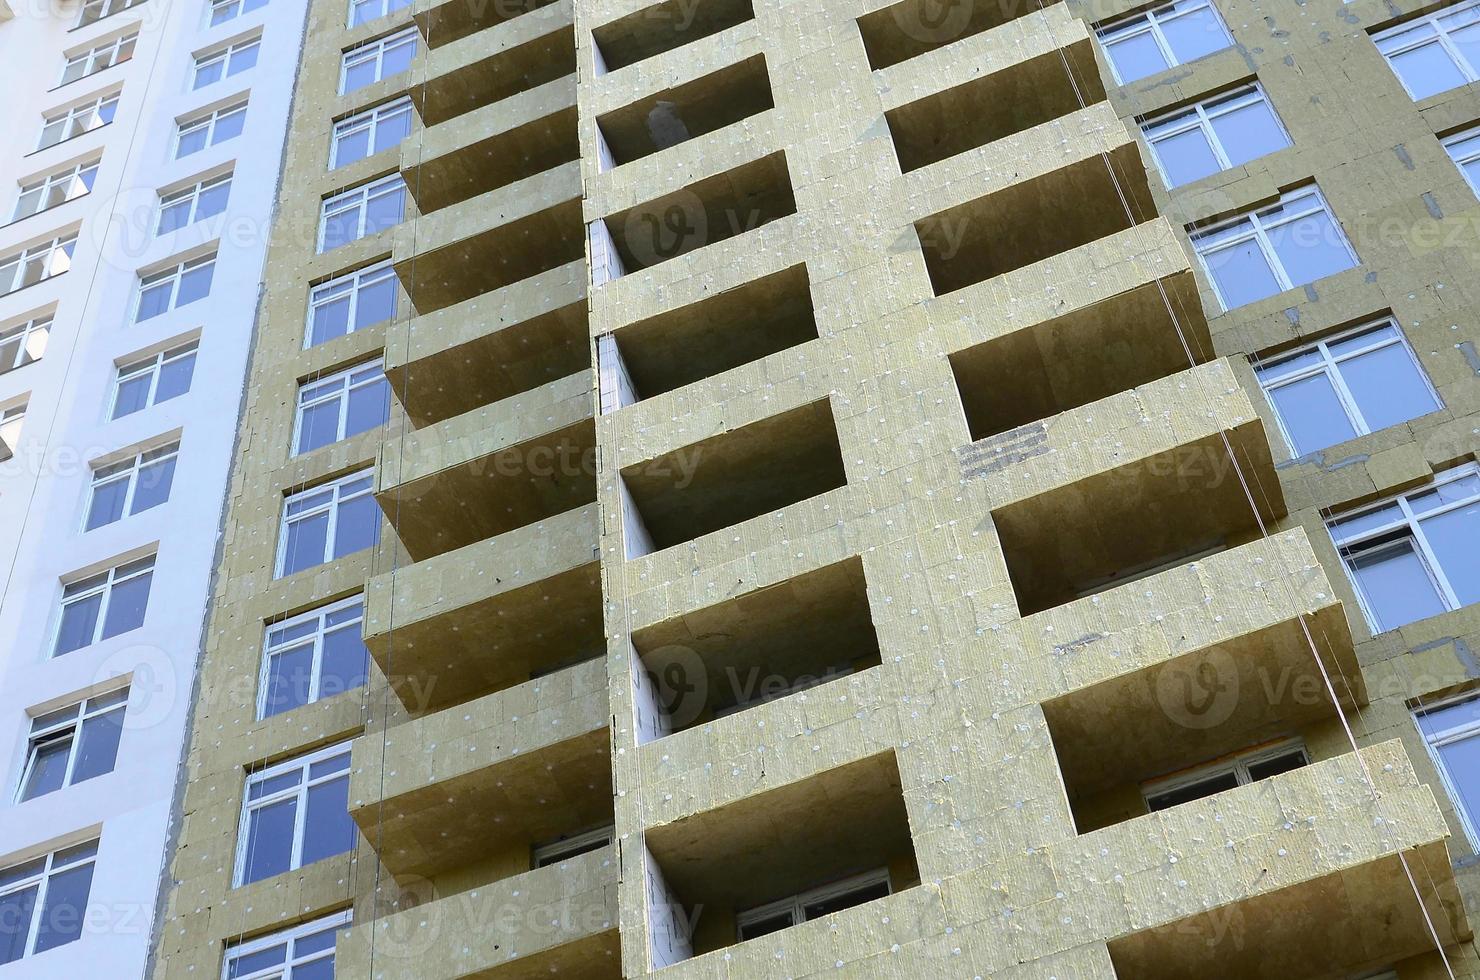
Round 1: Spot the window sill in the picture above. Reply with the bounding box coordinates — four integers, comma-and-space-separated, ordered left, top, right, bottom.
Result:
49, 56, 135, 95
2, 192, 93, 231
25, 123, 116, 160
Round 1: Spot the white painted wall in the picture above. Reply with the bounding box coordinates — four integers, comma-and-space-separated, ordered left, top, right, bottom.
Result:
0, 0, 306, 973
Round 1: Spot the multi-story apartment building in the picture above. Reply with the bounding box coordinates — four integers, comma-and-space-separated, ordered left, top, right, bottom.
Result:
148, 0, 1480, 976
0, 0, 306, 973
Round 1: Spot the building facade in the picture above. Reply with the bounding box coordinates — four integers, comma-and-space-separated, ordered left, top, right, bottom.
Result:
149, 0, 1480, 977
0, 0, 307, 973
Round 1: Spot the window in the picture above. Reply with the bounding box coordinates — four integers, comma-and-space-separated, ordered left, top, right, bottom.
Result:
1417, 692, 1480, 849
532, 826, 614, 868
157, 174, 231, 235
350, 0, 409, 26
54, 555, 154, 656
1254, 320, 1441, 456
209, 0, 267, 26
259, 597, 370, 719
0, 235, 77, 297
340, 28, 418, 94
84, 442, 179, 531
38, 94, 119, 151
306, 262, 398, 346
0, 404, 26, 450
14, 159, 100, 222
136, 254, 215, 321
330, 97, 414, 168
1445, 125, 1480, 196
277, 470, 381, 577
293, 362, 390, 455
0, 316, 50, 375
1329, 464, 1480, 633
60, 33, 137, 87
223, 911, 351, 980
1096, 0, 1234, 84
317, 175, 405, 252
1375, 0, 1480, 101
0, 841, 98, 964
235, 742, 356, 886
111, 342, 197, 419
1190, 185, 1358, 309
1142, 85, 1290, 188
736, 869, 891, 941
77, 0, 144, 26
193, 37, 261, 90
1142, 740, 1308, 811
17, 690, 128, 802
174, 102, 247, 158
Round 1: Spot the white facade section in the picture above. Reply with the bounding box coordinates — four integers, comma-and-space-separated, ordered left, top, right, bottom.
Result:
0, 0, 306, 973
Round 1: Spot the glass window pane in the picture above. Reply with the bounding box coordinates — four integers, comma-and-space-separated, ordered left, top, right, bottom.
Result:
1267, 373, 1358, 455
263, 641, 315, 717
802, 878, 890, 920
86, 478, 130, 530
282, 512, 330, 575
155, 353, 196, 402
213, 109, 246, 143
241, 799, 298, 884
373, 108, 411, 154
297, 401, 341, 454
101, 571, 151, 638
310, 293, 351, 345
1349, 538, 1448, 631
1202, 237, 1282, 308
0, 886, 38, 965
1209, 99, 1288, 167
176, 263, 214, 306
227, 943, 287, 979
56, 593, 103, 655
130, 456, 176, 513
196, 181, 231, 220
20, 737, 73, 800
32, 862, 93, 954
362, 188, 403, 237
1106, 31, 1168, 82
1450, 21, 1480, 77
344, 378, 389, 438
354, 274, 395, 329
1146, 769, 1240, 810
1339, 344, 1440, 433
1422, 502, 1480, 607
1266, 208, 1356, 288
195, 61, 224, 88
1159, 6, 1231, 64
136, 282, 172, 321
71, 711, 124, 783
1437, 733, 1480, 843
334, 128, 370, 168
293, 960, 335, 980
342, 61, 376, 92
381, 40, 415, 77
1152, 126, 1221, 186
177, 128, 208, 157
1245, 749, 1307, 781
112, 374, 151, 418
1391, 44, 1467, 99
320, 205, 361, 251
301, 777, 355, 865
319, 624, 369, 698
332, 494, 380, 559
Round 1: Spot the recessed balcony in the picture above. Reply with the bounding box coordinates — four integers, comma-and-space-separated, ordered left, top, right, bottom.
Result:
858, 0, 1065, 70
411, 8, 575, 126
591, 0, 754, 72
413, 0, 561, 50
596, 54, 773, 166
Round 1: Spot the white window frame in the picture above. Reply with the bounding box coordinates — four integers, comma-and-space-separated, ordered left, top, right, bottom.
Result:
1141, 738, 1309, 810
173, 101, 247, 159
192, 37, 261, 91
735, 868, 892, 941
1096, 0, 1234, 84
1189, 185, 1358, 310
0, 315, 51, 374
1416, 689, 1480, 849
532, 825, 615, 868
276, 470, 379, 577
110, 341, 198, 419
256, 595, 366, 719
222, 910, 351, 980
1374, 0, 1480, 100
84, 441, 180, 531
330, 97, 414, 168
1141, 84, 1289, 187
208, 0, 267, 26
1, 403, 27, 451
156, 173, 232, 235
60, 32, 138, 87
1254, 318, 1441, 456
14, 159, 101, 222
316, 174, 405, 252
0, 234, 77, 297
76, 0, 144, 27
0, 841, 99, 962
305, 261, 398, 347
292, 360, 388, 455
1328, 463, 1480, 632
1444, 124, 1480, 196
233, 742, 353, 886
53, 554, 155, 656
135, 254, 215, 322
38, 93, 119, 151
339, 27, 418, 94
17, 689, 129, 802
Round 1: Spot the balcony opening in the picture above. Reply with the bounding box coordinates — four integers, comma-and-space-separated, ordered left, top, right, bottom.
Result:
620, 398, 845, 557
915, 146, 1154, 295
886, 42, 1102, 172
632, 558, 879, 739
399, 198, 585, 314
605, 264, 816, 405
992, 429, 1282, 616
592, 0, 753, 72
596, 55, 773, 166
950, 274, 1209, 441
858, 0, 1064, 70
412, 25, 576, 127
645, 751, 919, 960
417, 0, 562, 50
406, 104, 579, 214
603, 151, 795, 275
